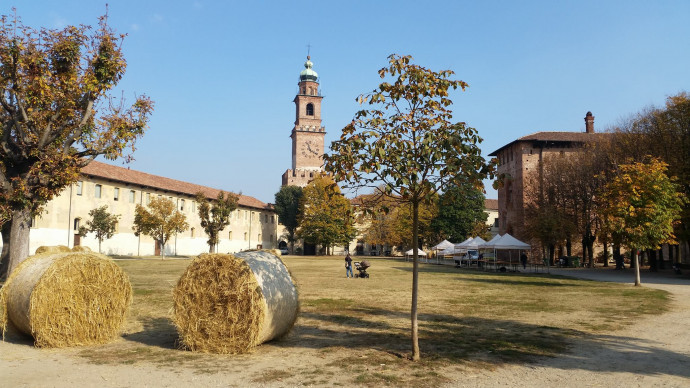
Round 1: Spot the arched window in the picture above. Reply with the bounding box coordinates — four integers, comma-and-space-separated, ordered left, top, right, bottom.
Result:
306, 103, 314, 116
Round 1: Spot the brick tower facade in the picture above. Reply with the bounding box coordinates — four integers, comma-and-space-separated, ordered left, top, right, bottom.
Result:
282, 56, 326, 187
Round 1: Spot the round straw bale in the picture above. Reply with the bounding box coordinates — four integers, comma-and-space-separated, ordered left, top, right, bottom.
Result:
35, 245, 71, 254
173, 251, 298, 354
0, 251, 132, 348
71, 245, 92, 252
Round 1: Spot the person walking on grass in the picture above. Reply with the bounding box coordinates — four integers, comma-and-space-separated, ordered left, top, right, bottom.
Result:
345, 253, 353, 278
520, 252, 528, 269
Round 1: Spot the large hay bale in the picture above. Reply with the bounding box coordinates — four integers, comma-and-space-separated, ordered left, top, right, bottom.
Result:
0, 251, 132, 348
173, 251, 298, 354
71, 245, 92, 252
35, 245, 71, 254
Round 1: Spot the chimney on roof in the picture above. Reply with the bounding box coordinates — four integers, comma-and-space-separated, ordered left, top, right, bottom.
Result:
585, 111, 594, 133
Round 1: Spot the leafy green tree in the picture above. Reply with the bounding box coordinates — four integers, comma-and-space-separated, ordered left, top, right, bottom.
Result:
0, 10, 153, 272
601, 158, 685, 285
324, 54, 494, 360
431, 180, 487, 242
387, 198, 438, 250
297, 175, 356, 255
274, 185, 303, 254
133, 197, 188, 258
79, 205, 120, 253
196, 191, 239, 253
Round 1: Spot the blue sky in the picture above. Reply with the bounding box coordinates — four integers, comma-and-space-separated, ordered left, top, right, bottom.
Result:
15, 1, 690, 203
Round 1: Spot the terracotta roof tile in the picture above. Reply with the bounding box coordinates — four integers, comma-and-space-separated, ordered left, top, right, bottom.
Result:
489, 131, 610, 156
484, 199, 498, 210
81, 161, 271, 210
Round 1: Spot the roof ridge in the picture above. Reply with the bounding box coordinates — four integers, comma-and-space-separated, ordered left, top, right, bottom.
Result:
81, 161, 270, 210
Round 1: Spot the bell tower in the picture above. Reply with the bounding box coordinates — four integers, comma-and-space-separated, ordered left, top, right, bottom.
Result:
282, 56, 326, 187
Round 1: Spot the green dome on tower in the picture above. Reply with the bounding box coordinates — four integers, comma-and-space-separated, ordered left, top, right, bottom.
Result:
299, 56, 319, 82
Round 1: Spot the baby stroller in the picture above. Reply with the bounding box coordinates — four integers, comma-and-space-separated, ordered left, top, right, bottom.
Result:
354, 260, 371, 278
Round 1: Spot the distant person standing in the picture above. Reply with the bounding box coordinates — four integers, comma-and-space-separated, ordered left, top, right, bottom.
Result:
520, 252, 528, 269
345, 253, 353, 278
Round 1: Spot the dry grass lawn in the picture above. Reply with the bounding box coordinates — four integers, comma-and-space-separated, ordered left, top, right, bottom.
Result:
4, 255, 670, 387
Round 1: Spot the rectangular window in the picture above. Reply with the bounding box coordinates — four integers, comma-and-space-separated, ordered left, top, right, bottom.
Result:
76, 181, 83, 196
244, 232, 248, 241
74, 218, 80, 231
114, 187, 119, 201
181, 199, 185, 211
129, 190, 136, 203
228, 231, 233, 240
271, 215, 275, 224
192, 201, 196, 212
494, 217, 499, 227
95, 184, 102, 198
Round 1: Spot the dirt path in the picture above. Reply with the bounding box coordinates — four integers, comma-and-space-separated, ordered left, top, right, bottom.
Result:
453, 268, 690, 388
2, 268, 690, 387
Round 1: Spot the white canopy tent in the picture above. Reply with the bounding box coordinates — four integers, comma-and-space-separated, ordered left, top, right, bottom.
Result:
405, 248, 428, 262
432, 240, 455, 250
431, 240, 456, 264
479, 233, 531, 271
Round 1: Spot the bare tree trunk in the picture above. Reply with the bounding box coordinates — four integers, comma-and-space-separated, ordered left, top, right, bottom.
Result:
0, 220, 11, 279
98, 238, 102, 254
9, 208, 32, 273
633, 249, 641, 286
658, 247, 665, 270
648, 249, 658, 272
566, 238, 572, 256
602, 240, 609, 267
411, 199, 420, 361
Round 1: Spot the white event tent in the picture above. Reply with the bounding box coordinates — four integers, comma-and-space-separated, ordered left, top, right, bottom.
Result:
479, 233, 531, 270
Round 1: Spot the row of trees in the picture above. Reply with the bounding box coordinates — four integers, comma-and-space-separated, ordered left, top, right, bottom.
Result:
274, 175, 356, 255
66, 191, 239, 258
359, 177, 489, 255
524, 94, 689, 282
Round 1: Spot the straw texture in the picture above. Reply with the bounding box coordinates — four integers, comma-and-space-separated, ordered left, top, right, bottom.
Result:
173, 251, 298, 354
0, 251, 132, 348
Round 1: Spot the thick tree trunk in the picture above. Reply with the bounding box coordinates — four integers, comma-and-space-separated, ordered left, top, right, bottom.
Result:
658, 247, 665, 270
411, 200, 420, 361
648, 249, 658, 272
8, 208, 32, 273
633, 249, 641, 286
613, 244, 623, 269
0, 220, 11, 279
566, 239, 572, 256
602, 240, 609, 267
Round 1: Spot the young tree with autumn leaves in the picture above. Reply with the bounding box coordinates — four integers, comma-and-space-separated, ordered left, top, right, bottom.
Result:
601, 158, 685, 286
133, 197, 188, 258
196, 191, 239, 253
324, 55, 494, 360
79, 205, 120, 254
0, 10, 153, 272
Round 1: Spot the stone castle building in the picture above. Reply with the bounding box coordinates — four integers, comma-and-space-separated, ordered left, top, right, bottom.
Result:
489, 112, 604, 243
28, 161, 278, 256
282, 56, 326, 187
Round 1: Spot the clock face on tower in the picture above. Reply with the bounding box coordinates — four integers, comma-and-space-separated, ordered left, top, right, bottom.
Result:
301, 140, 319, 158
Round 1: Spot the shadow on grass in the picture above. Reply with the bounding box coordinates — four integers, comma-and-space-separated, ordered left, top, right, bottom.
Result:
392, 266, 583, 287
279, 306, 690, 379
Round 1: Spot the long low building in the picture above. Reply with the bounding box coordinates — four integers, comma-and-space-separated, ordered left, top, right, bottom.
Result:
28, 161, 279, 256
